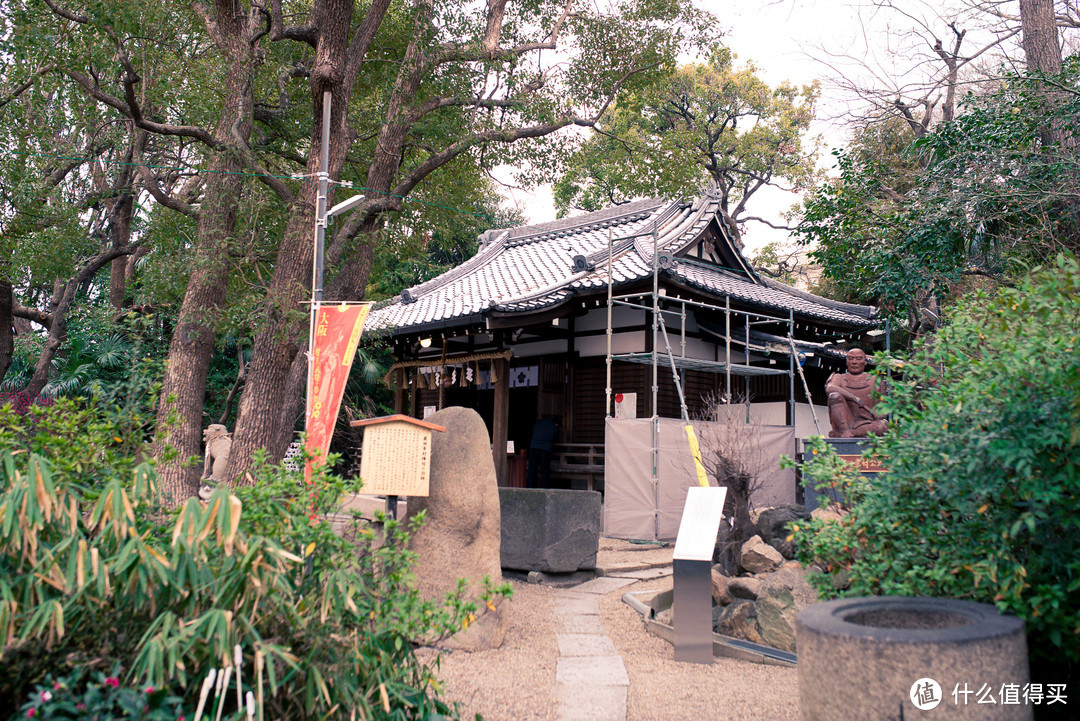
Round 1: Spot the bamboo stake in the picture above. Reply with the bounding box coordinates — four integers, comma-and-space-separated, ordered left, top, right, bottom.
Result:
235, 644, 244, 715
215, 666, 232, 721
193, 669, 216, 721
256, 650, 264, 721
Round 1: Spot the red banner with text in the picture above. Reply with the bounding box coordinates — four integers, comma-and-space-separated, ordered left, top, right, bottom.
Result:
305, 303, 371, 484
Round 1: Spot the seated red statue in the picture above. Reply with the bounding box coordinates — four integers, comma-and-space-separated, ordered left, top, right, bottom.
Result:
826, 347, 888, 438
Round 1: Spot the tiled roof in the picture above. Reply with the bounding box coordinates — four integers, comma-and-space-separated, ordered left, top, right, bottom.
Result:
369, 195, 875, 333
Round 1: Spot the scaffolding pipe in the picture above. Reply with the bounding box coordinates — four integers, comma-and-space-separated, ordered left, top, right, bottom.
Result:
657, 312, 709, 488
788, 333, 822, 436
605, 228, 613, 417
725, 295, 731, 403
745, 312, 751, 422
651, 222, 660, 541
788, 310, 796, 427
680, 301, 686, 358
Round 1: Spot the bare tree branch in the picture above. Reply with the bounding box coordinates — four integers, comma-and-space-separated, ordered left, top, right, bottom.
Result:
0, 62, 57, 110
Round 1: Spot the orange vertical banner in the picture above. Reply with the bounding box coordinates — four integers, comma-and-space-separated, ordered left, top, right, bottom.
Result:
305, 302, 371, 484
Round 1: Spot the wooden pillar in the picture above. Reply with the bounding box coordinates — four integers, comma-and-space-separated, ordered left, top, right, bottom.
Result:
492, 355, 510, 486
393, 368, 407, 414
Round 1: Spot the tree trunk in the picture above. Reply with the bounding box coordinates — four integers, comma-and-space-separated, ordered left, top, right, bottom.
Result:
151, 6, 256, 503
107, 131, 144, 309
271, 352, 309, 458
0, 279, 13, 384
1020, 0, 1062, 76
24, 287, 69, 398
151, 221, 235, 500
24, 242, 137, 398
1020, 0, 1066, 149
225, 0, 359, 482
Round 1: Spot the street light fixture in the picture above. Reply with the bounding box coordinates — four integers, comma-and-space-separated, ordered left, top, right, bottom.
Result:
328, 193, 367, 218
307, 89, 366, 427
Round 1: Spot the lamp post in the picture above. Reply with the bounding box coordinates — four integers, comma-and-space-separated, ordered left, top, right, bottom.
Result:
306, 90, 366, 426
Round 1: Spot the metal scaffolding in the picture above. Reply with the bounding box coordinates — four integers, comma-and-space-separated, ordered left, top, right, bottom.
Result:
602, 222, 802, 540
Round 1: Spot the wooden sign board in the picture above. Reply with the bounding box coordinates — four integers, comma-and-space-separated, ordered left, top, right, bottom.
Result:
836, 454, 887, 473
351, 415, 446, 497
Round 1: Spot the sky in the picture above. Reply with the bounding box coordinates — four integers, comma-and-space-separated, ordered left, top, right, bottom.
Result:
500, 0, 873, 253
500, 0, 1026, 255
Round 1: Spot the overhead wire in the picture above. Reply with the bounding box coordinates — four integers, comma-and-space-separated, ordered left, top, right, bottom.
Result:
6, 148, 506, 225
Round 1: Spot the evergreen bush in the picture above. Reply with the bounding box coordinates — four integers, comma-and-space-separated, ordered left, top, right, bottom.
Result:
795, 255, 1080, 690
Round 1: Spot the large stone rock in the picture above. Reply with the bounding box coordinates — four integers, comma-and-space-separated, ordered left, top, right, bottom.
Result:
728, 576, 762, 600
499, 488, 600, 572
755, 564, 818, 653
757, 586, 798, 652
713, 599, 763, 644
739, 535, 783, 574
403, 407, 508, 650
811, 505, 845, 523
710, 566, 733, 605
757, 504, 812, 542
757, 504, 812, 560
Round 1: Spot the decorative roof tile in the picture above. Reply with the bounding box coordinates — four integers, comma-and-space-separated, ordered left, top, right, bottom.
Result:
368, 195, 875, 333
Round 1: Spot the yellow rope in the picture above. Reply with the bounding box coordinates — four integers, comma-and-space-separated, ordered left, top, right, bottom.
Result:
684, 425, 710, 488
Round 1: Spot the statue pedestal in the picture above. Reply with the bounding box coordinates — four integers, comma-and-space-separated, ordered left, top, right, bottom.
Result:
803, 438, 885, 510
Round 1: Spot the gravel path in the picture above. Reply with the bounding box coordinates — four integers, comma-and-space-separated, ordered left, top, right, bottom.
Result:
422, 540, 799, 721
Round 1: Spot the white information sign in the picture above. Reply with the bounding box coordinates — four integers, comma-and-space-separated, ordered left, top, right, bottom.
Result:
672, 486, 728, 562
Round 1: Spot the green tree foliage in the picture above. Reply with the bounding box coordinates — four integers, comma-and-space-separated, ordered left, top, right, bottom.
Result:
553, 50, 820, 239
0, 400, 504, 719
797, 59, 1080, 322
794, 255, 1080, 688
366, 189, 525, 302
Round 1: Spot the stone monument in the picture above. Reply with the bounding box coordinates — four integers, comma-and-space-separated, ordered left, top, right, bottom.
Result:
403, 406, 508, 650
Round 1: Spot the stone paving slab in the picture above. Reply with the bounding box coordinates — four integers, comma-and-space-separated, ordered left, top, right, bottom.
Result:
569, 576, 639, 596
560, 614, 605, 634
605, 567, 673, 580
595, 559, 671, 575
556, 656, 630, 686
557, 633, 618, 657
553, 597, 600, 616
553, 684, 627, 721
554, 589, 597, 600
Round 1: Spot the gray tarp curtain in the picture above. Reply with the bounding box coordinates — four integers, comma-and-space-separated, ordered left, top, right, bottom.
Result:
603, 417, 796, 541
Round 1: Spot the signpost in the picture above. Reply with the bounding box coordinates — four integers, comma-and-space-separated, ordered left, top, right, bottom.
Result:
350, 414, 446, 519
671, 485, 728, 664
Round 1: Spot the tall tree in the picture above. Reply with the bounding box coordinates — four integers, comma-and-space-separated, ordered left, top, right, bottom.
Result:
35, 0, 266, 497
797, 62, 1080, 331
223, 0, 714, 482
1020, 0, 1063, 74
552, 51, 820, 241
16, 0, 713, 494
146, 1, 262, 500
0, 11, 151, 397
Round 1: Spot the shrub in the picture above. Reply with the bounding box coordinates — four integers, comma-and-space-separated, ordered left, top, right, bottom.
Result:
0, 401, 505, 720
15, 666, 189, 720
794, 255, 1080, 689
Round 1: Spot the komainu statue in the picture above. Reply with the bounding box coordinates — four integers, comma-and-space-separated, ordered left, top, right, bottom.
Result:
826, 348, 888, 438
200, 424, 232, 499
